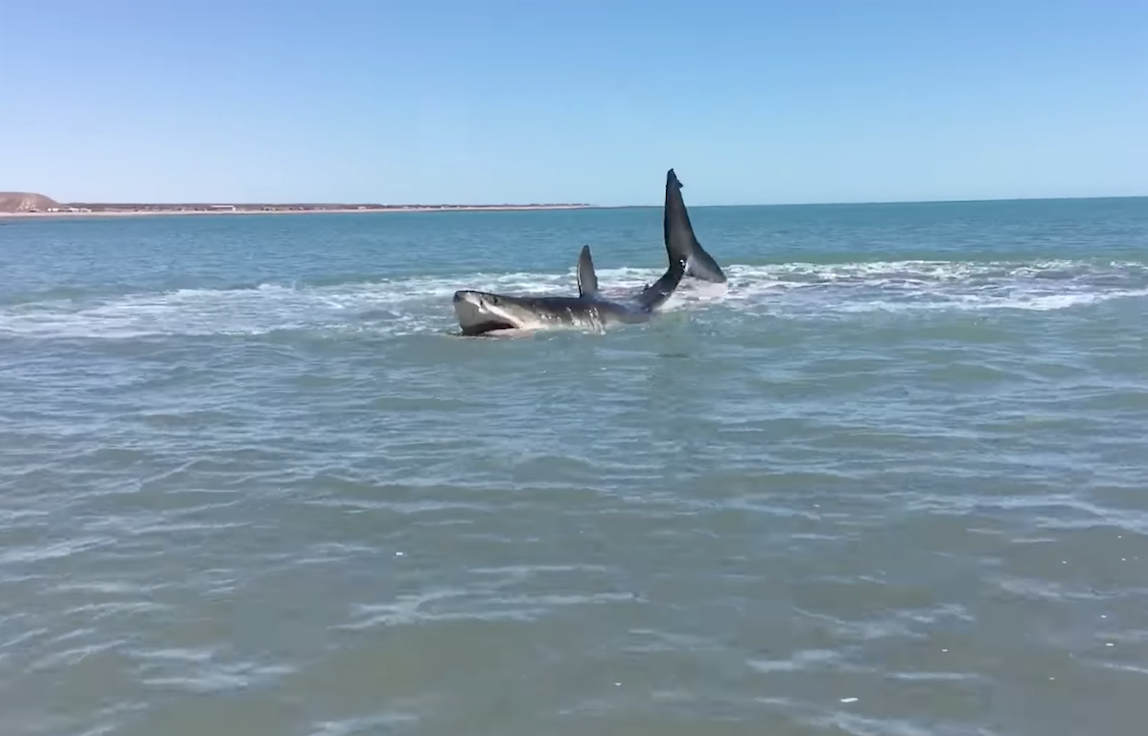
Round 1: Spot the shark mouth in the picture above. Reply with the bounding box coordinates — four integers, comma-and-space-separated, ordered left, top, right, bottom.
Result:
459, 318, 519, 336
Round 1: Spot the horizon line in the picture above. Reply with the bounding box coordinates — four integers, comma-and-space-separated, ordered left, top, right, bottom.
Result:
55, 192, 1148, 208
3, 192, 1146, 215
617, 192, 1148, 209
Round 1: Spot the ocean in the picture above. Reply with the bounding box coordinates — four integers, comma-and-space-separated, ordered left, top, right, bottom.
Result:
2, 198, 1147, 736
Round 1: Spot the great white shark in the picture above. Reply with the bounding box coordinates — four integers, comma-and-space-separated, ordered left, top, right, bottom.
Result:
451, 170, 697, 337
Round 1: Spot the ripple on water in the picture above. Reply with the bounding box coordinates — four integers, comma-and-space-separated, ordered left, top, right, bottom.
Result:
3, 210, 1148, 735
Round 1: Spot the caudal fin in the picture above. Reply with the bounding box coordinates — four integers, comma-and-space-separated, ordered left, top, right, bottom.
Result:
634, 170, 692, 311
576, 244, 599, 298
663, 168, 727, 284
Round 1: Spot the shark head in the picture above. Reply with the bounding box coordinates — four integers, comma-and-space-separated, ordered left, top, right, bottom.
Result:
453, 289, 552, 336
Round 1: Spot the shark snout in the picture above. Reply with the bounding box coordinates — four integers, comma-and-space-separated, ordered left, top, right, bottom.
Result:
454, 290, 500, 309
452, 290, 492, 321
453, 290, 486, 309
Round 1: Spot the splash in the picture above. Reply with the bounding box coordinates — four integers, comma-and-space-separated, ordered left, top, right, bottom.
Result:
1, 259, 1145, 339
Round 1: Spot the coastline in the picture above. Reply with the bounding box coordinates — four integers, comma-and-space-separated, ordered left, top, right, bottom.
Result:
0, 204, 600, 220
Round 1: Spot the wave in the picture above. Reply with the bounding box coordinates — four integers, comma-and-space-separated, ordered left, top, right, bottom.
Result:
1, 259, 1145, 340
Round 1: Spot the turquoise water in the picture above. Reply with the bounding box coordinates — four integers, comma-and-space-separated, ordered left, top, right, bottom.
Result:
2, 198, 1148, 735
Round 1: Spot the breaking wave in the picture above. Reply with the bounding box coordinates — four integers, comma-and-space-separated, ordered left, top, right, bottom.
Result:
1, 259, 1145, 340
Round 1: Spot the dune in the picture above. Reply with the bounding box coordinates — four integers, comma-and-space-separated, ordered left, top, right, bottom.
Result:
0, 192, 62, 213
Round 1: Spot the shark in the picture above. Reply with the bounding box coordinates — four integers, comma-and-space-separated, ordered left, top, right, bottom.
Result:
451, 170, 697, 337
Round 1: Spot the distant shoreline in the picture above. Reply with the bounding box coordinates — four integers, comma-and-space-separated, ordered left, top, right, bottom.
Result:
3, 194, 1144, 221
0, 203, 600, 219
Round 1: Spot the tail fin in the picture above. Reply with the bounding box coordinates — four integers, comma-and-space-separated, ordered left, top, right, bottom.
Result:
634, 170, 692, 311
576, 245, 599, 298
663, 168, 727, 284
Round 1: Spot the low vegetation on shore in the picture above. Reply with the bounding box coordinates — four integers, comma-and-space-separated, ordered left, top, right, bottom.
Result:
0, 192, 594, 218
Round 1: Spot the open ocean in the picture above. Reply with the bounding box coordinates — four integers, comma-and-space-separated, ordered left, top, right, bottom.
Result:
2, 197, 1148, 736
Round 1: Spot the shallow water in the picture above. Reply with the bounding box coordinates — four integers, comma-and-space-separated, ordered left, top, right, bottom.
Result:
2, 198, 1148, 735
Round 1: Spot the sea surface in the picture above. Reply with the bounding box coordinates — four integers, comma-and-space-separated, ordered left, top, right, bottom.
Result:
2, 198, 1148, 736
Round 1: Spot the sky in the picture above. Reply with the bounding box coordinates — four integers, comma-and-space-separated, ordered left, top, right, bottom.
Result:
2, 0, 1147, 206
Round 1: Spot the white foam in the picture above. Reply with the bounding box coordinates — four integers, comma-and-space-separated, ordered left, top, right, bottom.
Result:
1, 258, 1144, 339
716, 259, 1148, 316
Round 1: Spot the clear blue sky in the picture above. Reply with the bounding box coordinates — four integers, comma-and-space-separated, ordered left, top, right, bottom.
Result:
3, 0, 1146, 206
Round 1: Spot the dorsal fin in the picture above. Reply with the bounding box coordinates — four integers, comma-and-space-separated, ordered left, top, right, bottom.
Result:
577, 244, 599, 298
